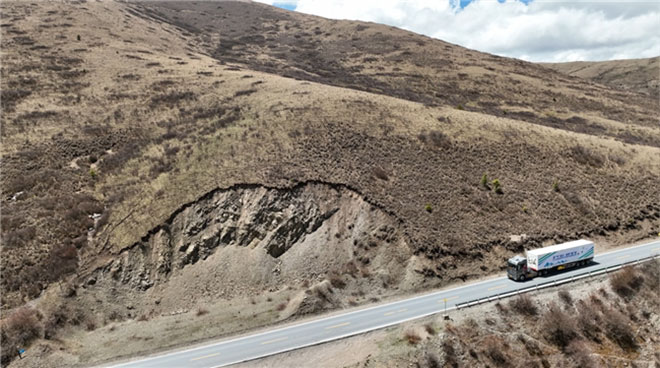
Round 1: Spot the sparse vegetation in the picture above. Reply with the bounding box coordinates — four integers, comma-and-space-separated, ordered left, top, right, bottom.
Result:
542, 302, 578, 349
404, 330, 421, 344
0, 307, 43, 364
480, 173, 489, 189
509, 294, 537, 316
491, 179, 502, 194
558, 290, 573, 306
610, 266, 644, 299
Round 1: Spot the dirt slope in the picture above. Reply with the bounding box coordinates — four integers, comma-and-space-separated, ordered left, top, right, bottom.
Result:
1, 1, 659, 366
541, 56, 660, 99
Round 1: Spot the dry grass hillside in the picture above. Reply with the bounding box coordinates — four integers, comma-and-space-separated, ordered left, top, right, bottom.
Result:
1, 1, 659, 366
542, 57, 660, 100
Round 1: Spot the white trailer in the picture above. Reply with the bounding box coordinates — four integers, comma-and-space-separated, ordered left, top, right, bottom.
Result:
507, 239, 594, 281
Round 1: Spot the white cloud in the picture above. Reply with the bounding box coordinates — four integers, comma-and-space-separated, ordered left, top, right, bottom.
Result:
255, 0, 660, 62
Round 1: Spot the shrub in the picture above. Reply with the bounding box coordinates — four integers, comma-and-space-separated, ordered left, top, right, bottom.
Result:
482, 335, 509, 366
481, 173, 489, 188
552, 180, 560, 192
428, 130, 450, 148
491, 179, 502, 194
558, 290, 573, 306
425, 204, 433, 213
233, 89, 257, 98
610, 266, 644, 299
509, 294, 537, 316
276, 302, 287, 311
424, 323, 436, 335
542, 303, 578, 349
442, 339, 459, 368
404, 330, 421, 344
565, 340, 597, 368
570, 145, 604, 168
0, 307, 43, 364
196, 307, 209, 316
328, 274, 346, 289
425, 353, 440, 368
602, 307, 637, 350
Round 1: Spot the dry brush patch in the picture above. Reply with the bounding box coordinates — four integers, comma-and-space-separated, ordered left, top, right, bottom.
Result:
398, 262, 660, 368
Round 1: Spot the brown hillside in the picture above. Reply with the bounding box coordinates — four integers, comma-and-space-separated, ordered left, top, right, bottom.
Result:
0, 1, 659, 365
542, 56, 660, 99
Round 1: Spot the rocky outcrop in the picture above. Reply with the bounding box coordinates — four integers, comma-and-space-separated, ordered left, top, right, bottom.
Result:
89, 182, 411, 297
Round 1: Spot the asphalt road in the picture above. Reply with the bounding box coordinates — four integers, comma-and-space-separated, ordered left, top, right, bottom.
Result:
110, 240, 660, 368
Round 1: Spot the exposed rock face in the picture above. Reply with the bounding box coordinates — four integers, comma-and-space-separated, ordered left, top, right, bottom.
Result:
90, 183, 411, 302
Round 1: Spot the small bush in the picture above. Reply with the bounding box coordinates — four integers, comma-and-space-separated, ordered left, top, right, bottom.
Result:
196, 307, 209, 316
428, 130, 450, 148
482, 335, 509, 366
542, 303, 578, 349
425, 353, 441, 368
509, 294, 537, 316
233, 89, 257, 98
481, 173, 489, 188
404, 330, 421, 344
86, 321, 97, 331
425, 204, 433, 213
491, 179, 502, 194
565, 340, 597, 368
570, 145, 604, 168
610, 266, 644, 299
552, 180, 560, 192
328, 274, 346, 289
558, 290, 573, 306
442, 339, 459, 368
424, 323, 436, 335
0, 307, 43, 364
602, 307, 637, 350
276, 302, 287, 311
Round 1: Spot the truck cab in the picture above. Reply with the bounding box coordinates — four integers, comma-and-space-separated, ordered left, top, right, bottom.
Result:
507, 255, 529, 281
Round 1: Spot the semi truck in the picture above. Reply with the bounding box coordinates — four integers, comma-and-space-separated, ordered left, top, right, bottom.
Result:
507, 239, 594, 281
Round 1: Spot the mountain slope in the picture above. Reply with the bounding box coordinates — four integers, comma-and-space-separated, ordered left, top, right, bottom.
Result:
1, 1, 659, 366
137, 1, 659, 147
541, 56, 660, 99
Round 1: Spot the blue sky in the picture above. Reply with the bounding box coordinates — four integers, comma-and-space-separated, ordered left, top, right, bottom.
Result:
259, 0, 660, 62
273, 2, 297, 11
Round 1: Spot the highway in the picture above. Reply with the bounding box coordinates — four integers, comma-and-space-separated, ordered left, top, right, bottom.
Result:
110, 240, 660, 368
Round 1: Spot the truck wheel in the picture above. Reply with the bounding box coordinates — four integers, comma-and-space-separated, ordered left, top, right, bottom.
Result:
519, 275, 526, 281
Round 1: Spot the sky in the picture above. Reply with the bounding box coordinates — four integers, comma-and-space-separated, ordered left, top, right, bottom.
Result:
259, 0, 660, 62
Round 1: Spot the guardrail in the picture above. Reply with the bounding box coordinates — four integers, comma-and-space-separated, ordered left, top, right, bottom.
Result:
455, 254, 660, 310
